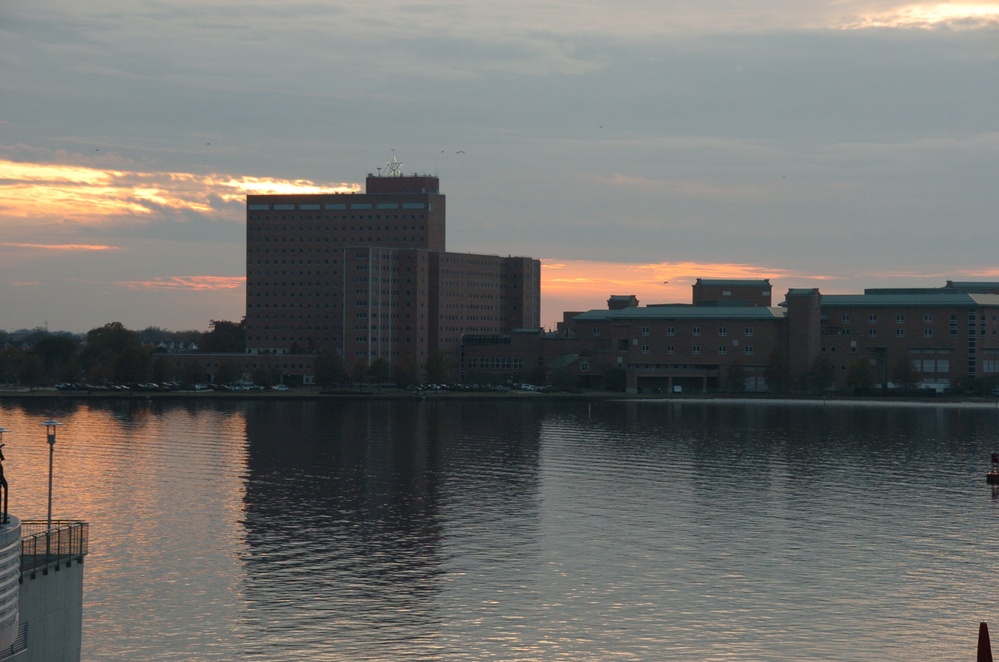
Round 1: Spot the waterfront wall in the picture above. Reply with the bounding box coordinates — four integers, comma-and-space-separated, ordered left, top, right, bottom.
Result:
13, 561, 84, 662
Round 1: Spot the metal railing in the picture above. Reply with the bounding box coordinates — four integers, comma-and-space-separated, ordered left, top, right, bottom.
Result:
19, 520, 88, 578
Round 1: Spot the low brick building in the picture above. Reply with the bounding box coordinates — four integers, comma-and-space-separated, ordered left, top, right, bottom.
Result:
464, 279, 999, 394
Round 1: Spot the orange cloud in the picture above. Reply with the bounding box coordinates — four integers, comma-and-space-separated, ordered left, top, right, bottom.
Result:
0, 242, 121, 252
118, 276, 245, 292
542, 259, 793, 295
0, 159, 359, 226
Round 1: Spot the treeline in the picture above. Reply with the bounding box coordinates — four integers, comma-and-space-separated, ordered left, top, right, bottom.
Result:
312, 350, 451, 391
0, 320, 246, 389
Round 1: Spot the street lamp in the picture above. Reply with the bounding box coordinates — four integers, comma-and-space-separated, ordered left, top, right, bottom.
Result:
0, 427, 7, 525
42, 420, 62, 532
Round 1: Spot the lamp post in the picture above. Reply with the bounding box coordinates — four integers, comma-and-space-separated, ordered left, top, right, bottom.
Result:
42, 420, 62, 532
0, 427, 7, 525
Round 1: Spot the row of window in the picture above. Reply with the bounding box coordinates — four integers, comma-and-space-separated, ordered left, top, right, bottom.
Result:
600, 326, 758, 338
249, 203, 427, 212
643, 345, 755, 356
464, 357, 523, 369
840, 313, 999, 324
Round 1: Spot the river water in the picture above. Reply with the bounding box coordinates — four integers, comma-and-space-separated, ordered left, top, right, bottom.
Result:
1, 397, 998, 660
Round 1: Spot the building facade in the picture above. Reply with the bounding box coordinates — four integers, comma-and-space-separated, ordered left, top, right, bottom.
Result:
244, 170, 540, 380
464, 279, 999, 394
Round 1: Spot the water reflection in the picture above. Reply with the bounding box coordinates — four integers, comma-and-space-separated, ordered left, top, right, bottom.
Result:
1, 398, 998, 659
238, 400, 545, 659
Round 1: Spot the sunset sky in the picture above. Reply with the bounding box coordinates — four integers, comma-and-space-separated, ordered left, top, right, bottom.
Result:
2, 1, 998, 333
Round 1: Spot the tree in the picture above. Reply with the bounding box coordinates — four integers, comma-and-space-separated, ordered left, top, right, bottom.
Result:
314, 351, 347, 389
82, 322, 141, 382
114, 345, 151, 384
0, 347, 25, 386
350, 359, 369, 385
424, 350, 450, 385
806, 355, 837, 394
59, 357, 83, 384
215, 359, 242, 385
31, 334, 80, 382
764, 350, 787, 393
393, 357, 418, 388
150, 356, 172, 384
367, 357, 391, 385
726, 361, 747, 393
845, 357, 877, 390
892, 356, 919, 389
182, 359, 207, 386
85, 322, 140, 356
200, 319, 246, 353
18, 355, 44, 391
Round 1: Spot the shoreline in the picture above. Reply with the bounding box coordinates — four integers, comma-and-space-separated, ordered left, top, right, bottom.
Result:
3, 387, 999, 409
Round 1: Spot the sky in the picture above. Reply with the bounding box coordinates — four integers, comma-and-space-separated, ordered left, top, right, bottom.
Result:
1, 1, 998, 333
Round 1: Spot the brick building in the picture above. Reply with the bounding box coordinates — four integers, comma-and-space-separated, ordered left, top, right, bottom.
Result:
243, 168, 541, 381
463, 279, 999, 394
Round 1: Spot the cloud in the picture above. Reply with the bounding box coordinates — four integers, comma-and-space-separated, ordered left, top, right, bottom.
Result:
118, 276, 245, 292
0, 242, 121, 252
843, 3, 999, 29
0, 155, 359, 228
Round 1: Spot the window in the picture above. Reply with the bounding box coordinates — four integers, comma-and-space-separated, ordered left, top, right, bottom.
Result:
869, 314, 878, 323
718, 327, 727, 336
842, 314, 851, 323
642, 326, 650, 336
896, 328, 905, 338
667, 327, 675, 337
894, 314, 903, 324
579, 362, 589, 372
744, 346, 753, 356
924, 329, 933, 338
666, 346, 675, 355
692, 327, 701, 336
744, 327, 754, 337
924, 314, 933, 323
641, 345, 650, 355
869, 329, 878, 337
592, 328, 601, 336
692, 345, 701, 355
718, 346, 727, 355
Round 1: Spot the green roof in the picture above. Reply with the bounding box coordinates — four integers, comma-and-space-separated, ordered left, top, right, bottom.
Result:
572, 305, 785, 321
819, 293, 999, 307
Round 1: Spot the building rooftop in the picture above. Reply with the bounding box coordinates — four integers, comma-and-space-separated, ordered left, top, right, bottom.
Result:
695, 278, 771, 286
818, 293, 999, 307
573, 305, 786, 321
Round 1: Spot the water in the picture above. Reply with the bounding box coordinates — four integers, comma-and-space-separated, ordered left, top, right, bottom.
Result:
1, 397, 998, 660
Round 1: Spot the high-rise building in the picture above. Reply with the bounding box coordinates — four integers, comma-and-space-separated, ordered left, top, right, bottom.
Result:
244, 167, 541, 377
